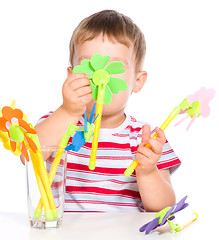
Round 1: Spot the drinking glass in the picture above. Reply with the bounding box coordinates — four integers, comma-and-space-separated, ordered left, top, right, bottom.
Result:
25, 146, 67, 229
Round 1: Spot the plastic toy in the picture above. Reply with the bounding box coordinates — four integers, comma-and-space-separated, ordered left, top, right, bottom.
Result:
175, 87, 216, 130
65, 103, 99, 152
0, 100, 57, 220
139, 196, 198, 234
0, 100, 23, 155
73, 53, 127, 170
29, 149, 56, 220
0, 100, 37, 162
34, 122, 80, 218
124, 87, 215, 177
0, 100, 23, 156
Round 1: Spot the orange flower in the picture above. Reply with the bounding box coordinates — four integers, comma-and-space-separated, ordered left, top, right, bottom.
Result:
0, 106, 38, 161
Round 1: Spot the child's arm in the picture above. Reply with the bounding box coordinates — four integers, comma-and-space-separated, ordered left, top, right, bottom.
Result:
20, 71, 92, 165
135, 125, 176, 212
35, 71, 92, 147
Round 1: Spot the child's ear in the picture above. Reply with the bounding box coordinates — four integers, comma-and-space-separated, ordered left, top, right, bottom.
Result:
132, 71, 147, 93
67, 67, 73, 76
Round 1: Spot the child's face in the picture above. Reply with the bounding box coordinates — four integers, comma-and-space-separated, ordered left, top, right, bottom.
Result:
73, 34, 145, 118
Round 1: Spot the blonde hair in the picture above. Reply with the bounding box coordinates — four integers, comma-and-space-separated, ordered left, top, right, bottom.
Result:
69, 10, 146, 72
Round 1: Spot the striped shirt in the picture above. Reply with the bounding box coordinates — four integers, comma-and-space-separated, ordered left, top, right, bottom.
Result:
38, 113, 181, 213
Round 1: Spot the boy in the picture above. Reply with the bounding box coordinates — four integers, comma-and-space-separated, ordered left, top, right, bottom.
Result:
22, 10, 181, 212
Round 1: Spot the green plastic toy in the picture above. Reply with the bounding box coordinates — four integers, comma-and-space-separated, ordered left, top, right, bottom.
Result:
73, 53, 127, 104
73, 53, 128, 170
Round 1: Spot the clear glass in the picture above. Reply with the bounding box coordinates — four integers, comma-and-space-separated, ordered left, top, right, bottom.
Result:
25, 146, 67, 229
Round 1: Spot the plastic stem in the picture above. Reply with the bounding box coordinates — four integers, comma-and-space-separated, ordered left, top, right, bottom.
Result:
34, 123, 79, 218
89, 102, 102, 170
123, 98, 192, 177
34, 148, 64, 218
29, 150, 54, 220
89, 79, 106, 170
35, 149, 58, 216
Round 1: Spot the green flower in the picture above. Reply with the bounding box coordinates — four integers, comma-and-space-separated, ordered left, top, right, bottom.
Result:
73, 53, 128, 104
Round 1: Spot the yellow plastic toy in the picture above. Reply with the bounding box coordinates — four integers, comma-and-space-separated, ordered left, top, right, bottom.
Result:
34, 123, 79, 218
29, 149, 54, 220
124, 87, 216, 177
124, 98, 192, 177
0, 100, 57, 220
73, 53, 127, 170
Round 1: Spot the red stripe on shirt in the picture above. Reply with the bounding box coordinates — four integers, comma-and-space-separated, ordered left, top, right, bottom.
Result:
84, 142, 131, 149
39, 111, 53, 120
67, 176, 137, 185
157, 158, 181, 170
125, 125, 142, 133
67, 162, 128, 176
67, 150, 133, 161
66, 186, 141, 199
162, 149, 174, 155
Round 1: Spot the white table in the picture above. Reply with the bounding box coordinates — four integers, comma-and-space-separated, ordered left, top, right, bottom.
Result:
0, 212, 211, 239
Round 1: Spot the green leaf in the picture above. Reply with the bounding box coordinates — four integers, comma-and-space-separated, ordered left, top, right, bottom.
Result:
105, 61, 125, 75
73, 59, 94, 79
90, 54, 110, 71
108, 77, 128, 94
91, 82, 98, 100
103, 85, 112, 104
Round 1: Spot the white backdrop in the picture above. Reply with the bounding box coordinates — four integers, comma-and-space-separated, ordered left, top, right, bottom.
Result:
0, 0, 218, 221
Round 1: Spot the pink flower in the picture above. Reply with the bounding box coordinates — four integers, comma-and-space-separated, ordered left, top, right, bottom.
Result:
175, 87, 215, 130
187, 87, 215, 118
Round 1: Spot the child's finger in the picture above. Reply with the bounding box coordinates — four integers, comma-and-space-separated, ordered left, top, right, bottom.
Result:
66, 72, 89, 84
74, 86, 93, 98
73, 73, 89, 80
78, 93, 93, 105
137, 145, 154, 160
154, 127, 166, 145
141, 124, 151, 145
135, 152, 150, 167
147, 138, 164, 155
69, 78, 91, 91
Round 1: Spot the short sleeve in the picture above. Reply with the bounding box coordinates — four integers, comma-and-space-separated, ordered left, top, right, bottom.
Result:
35, 111, 53, 125
157, 139, 181, 174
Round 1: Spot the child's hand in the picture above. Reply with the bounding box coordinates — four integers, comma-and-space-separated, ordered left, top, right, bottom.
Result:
61, 68, 93, 117
135, 125, 166, 176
